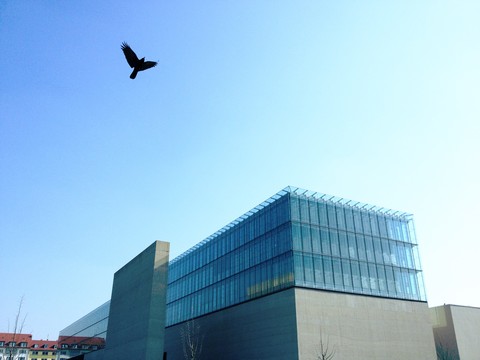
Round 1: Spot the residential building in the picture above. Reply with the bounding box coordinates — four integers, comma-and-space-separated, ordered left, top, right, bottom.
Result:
28, 340, 57, 360
0, 334, 57, 360
0, 333, 32, 360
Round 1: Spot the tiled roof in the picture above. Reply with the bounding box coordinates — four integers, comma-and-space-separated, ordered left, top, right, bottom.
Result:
0, 332, 32, 344
29, 339, 58, 349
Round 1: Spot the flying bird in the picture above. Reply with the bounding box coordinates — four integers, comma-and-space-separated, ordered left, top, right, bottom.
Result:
121, 42, 157, 79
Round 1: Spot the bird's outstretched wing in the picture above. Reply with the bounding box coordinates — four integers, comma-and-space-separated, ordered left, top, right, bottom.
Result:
140, 61, 158, 71
121, 42, 139, 68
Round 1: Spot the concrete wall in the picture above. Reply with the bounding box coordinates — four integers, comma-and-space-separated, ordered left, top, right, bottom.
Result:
431, 304, 480, 360
450, 305, 480, 360
295, 288, 437, 360
103, 241, 169, 360
164, 288, 299, 360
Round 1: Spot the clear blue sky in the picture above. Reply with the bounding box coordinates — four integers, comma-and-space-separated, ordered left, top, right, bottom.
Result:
1, 1, 479, 340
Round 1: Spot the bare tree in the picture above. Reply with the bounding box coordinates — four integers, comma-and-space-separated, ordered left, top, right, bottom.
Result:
436, 341, 459, 360
180, 319, 204, 360
315, 331, 336, 360
7, 296, 28, 360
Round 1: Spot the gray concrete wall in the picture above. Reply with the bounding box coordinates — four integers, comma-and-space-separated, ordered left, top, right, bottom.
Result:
103, 241, 169, 360
450, 305, 480, 360
431, 304, 480, 360
295, 288, 437, 360
164, 288, 299, 360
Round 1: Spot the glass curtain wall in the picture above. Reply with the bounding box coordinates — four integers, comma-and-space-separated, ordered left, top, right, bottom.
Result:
166, 187, 428, 327
59, 301, 110, 341
290, 191, 426, 302
166, 192, 294, 326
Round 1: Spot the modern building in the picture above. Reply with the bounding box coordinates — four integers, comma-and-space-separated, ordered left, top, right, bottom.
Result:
56, 301, 109, 360
163, 186, 435, 359
431, 304, 480, 360
61, 186, 438, 359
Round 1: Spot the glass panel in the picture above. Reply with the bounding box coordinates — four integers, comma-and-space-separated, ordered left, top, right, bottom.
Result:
304, 254, 314, 285
300, 198, 309, 223
345, 208, 355, 232
370, 214, 380, 236
309, 200, 319, 225
292, 223, 302, 251
311, 227, 321, 254
351, 261, 361, 290
377, 265, 387, 294
336, 206, 346, 231
333, 259, 343, 289
290, 195, 300, 221
362, 212, 371, 235
320, 229, 331, 255
318, 202, 328, 227
342, 260, 352, 290
330, 230, 340, 257
294, 252, 304, 284
385, 266, 396, 295
323, 257, 334, 287
348, 233, 357, 259
353, 210, 363, 233
365, 236, 375, 262
339, 231, 349, 258
356, 234, 366, 261
373, 237, 383, 264
360, 262, 370, 292
378, 216, 388, 238
327, 204, 337, 228
368, 263, 378, 293
301, 225, 312, 253
313, 254, 324, 285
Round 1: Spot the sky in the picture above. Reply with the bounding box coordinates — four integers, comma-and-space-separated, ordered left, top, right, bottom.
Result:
1, 0, 479, 340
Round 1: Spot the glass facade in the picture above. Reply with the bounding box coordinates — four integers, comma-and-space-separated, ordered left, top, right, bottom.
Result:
59, 301, 110, 340
166, 187, 427, 326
